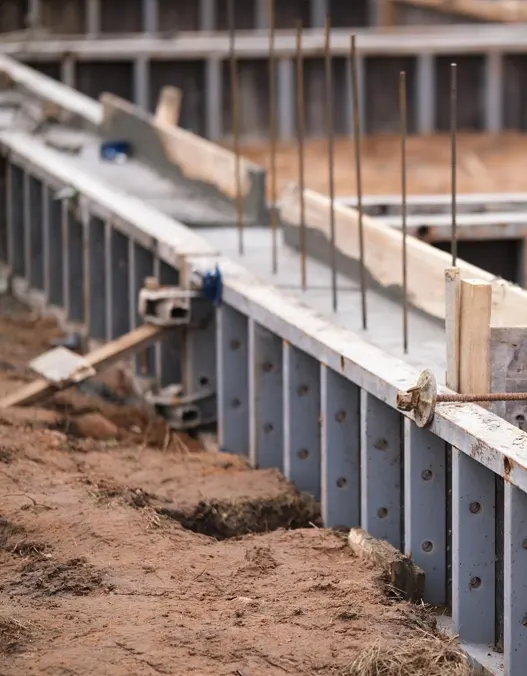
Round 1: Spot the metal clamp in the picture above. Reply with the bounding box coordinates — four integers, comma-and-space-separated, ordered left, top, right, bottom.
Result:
145, 384, 216, 431
138, 257, 223, 327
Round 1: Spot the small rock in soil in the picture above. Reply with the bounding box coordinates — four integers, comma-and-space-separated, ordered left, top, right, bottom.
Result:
70, 413, 119, 440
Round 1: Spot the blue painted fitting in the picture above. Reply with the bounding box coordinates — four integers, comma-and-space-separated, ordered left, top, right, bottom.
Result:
201, 265, 223, 307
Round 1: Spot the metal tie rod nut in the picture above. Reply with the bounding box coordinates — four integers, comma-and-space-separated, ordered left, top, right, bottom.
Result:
396, 369, 527, 428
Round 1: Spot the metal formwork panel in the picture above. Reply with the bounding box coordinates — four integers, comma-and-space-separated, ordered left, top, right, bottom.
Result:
404, 419, 447, 606
109, 227, 130, 339
87, 215, 106, 340
249, 319, 284, 470
217, 304, 249, 456
0, 0, 27, 33
65, 204, 84, 323
46, 187, 63, 307
0, 157, 7, 267
76, 61, 134, 103
42, 0, 85, 33
27, 174, 45, 292
452, 449, 496, 645
504, 482, 527, 675
158, 0, 200, 31
320, 365, 360, 529
365, 55, 417, 133
435, 54, 485, 131
283, 343, 321, 499
216, 0, 255, 30
10, 164, 25, 279
158, 260, 181, 386
360, 390, 403, 549
132, 242, 155, 377
99, 0, 142, 33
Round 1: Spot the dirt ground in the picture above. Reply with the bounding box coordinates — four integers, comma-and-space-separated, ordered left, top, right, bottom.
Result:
0, 298, 474, 675
242, 132, 527, 197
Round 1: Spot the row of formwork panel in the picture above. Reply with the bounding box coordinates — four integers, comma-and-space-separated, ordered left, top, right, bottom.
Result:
21, 49, 527, 140
3, 0, 373, 35
1, 152, 527, 675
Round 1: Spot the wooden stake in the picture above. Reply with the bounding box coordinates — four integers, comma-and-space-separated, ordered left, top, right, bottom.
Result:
445, 267, 461, 391
155, 86, 183, 126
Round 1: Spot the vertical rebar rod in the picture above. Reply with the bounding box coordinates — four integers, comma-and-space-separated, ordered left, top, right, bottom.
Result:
228, 0, 244, 256
268, 0, 278, 274
450, 62, 458, 266
400, 70, 408, 354
350, 35, 367, 330
325, 16, 337, 313
296, 19, 307, 291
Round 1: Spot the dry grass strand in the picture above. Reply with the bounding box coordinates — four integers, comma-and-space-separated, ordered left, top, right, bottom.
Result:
344, 630, 476, 676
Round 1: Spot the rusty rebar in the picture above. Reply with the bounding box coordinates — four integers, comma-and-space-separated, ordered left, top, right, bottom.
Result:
438, 392, 527, 403
296, 19, 307, 291
325, 16, 337, 313
268, 0, 278, 274
400, 70, 408, 354
450, 62, 457, 266
228, 0, 244, 256
350, 34, 367, 330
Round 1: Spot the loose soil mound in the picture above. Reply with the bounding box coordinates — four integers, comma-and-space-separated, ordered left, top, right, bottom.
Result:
0, 300, 476, 675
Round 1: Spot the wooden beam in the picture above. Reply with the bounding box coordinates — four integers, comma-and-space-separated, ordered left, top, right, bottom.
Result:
458, 279, 491, 397
154, 85, 183, 127
279, 185, 527, 327
348, 527, 425, 601
0, 323, 168, 409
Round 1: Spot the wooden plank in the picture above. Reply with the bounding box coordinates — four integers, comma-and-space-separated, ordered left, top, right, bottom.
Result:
459, 279, 492, 398
154, 86, 183, 127
279, 185, 527, 326
0, 323, 167, 409
445, 267, 461, 391
348, 527, 425, 601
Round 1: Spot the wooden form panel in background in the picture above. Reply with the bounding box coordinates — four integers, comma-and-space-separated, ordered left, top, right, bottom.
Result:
385, 0, 527, 23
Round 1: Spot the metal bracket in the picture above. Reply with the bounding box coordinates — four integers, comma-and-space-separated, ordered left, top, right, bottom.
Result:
145, 384, 216, 431
138, 276, 198, 326
138, 255, 223, 328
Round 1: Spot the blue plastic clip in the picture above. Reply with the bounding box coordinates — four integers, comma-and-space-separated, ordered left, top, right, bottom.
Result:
201, 265, 223, 307
100, 140, 132, 162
